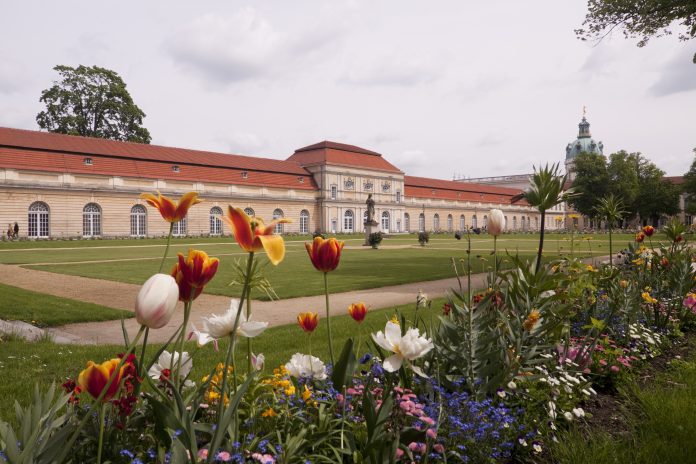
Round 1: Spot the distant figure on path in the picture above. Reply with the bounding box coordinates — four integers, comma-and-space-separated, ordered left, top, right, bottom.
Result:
7, 223, 12, 240
13, 222, 19, 238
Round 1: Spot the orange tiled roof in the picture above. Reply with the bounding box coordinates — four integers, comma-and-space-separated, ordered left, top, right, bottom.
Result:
0, 127, 309, 175
287, 141, 402, 173
0, 127, 316, 190
405, 175, 527, 205
665, 176, 684, 185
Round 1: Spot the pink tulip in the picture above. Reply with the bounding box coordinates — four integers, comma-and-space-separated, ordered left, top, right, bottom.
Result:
488, 209, 504, 236
135, 274, 179, 329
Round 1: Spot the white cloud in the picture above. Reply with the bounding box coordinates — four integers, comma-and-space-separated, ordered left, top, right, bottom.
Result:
340, 58, 439, 87
166, 8, 345, 85
650, 48, 696, 96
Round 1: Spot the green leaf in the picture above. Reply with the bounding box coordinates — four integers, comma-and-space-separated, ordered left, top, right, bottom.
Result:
331, 338, 357, 389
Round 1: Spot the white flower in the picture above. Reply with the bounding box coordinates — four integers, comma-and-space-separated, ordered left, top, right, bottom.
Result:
284, 353, 327, 380
148, 350, 194, 387
533, 443, 543, 454
497, 389, 506, 399
251, 352, 265, 371
189, 322, 217, 348
563, 411, 573, 421
371, 321, 434, 372
507, 381, 517, 390
190, 299, 268, 347
488, 209, 504, 236
540, 290, 556, 299
518, 438, 528, 446
572, 407, 585, 418
135, 274, 180, 329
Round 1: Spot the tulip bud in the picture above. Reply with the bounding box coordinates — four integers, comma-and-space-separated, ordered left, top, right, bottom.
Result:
488, 209, 504, 237
135, 274, 180, 329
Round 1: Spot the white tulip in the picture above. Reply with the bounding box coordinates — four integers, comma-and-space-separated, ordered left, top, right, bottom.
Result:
135, 274, 180, 329
148, 350, 194, 387
371, 321, 434, 372
251, 352, 265, 371
284, 353, 327, 380
488, 209, 504, 236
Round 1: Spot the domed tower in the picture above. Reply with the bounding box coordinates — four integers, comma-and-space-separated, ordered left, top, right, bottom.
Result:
565, 111, 604, 181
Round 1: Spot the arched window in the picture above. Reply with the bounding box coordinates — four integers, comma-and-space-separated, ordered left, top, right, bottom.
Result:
433, 213, 440, 231
483, 215, 488, 228
300, 210, 310, 234
363, 210, 368, 225
447, 214, 453, 232
210, 206, 223, 235
534, 217, 539, 229
404, 213, 410, 232
173, 216, 187, 237
244, 207, 255, 217
418, 213, 425, 232
130, 205, 147, 237
83, 203, 101, 237
273, 209, 284, 234
460, 214, 465, 230
381, 211, 390, 231
504, 216, 508, 230
512, 216, 517, 230
28, 202, 49, 238
472, 214, 478, 229
344, 210, 354, 232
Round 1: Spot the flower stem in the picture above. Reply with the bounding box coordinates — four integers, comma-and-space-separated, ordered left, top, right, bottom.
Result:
96, 402, 106, 464
158, 222, 174, 273
246, 297, 252, 374
175, 299, 193, 390
209, 251, 254, 461
324, 272, 335, 366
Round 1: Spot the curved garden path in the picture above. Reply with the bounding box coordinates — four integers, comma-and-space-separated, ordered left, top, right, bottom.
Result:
0, 263, 489, 345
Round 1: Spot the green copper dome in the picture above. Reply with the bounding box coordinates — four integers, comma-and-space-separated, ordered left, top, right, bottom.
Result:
565, 117, 603, 160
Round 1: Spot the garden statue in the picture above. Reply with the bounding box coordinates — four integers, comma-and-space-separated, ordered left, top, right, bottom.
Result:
365, 194, 377, 226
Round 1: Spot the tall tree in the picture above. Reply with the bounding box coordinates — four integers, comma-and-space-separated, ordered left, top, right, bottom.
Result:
36, 65, 151, 143
606, 151, 640, 219
633, 156, 681, 225
576, 0, 696, 63
682, 148, 696, 215
568, 152, 609, 217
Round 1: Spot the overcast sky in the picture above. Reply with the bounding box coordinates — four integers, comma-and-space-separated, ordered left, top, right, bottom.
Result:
1, 1, 694, 179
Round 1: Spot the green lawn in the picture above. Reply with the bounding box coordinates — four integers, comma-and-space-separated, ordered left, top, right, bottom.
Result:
0, 297, 445, 427
550, 344, 696, 463
0, 233, 638, 300
0, 283, 131, 327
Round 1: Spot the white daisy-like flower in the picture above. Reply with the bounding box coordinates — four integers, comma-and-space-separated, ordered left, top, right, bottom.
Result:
572, 407, 585, 418
189, 299, 268, 349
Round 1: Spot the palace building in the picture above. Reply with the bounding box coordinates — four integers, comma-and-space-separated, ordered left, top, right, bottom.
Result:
0, 127, 539, 239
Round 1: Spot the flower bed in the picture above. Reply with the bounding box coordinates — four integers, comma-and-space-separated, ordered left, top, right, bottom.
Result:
1, 194, 694, 463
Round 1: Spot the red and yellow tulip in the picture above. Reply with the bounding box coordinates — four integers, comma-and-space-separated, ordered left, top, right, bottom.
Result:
348, 302, 368, 323
78, 358, 125, 401
642, 225, 655, 237
305, 236, 345, 273
140, 191, 202, 223
635, 232, 645, 243
171, 249, 219, 301
223, 207, 290, 265
297, 312, 319, 333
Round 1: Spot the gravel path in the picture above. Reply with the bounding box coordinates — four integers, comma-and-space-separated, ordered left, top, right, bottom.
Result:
0, 263, 487, 345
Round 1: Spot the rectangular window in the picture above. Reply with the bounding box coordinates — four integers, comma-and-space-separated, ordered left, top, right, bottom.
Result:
173, 217, 187, 236
396, 191, 401, 203
331, 185, 337, 200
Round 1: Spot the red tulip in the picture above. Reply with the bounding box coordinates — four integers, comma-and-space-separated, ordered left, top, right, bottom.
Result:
171, 249, 219, 301
305, 237, 345, 272
348, 302, 368, 323
297, 312, 319, 333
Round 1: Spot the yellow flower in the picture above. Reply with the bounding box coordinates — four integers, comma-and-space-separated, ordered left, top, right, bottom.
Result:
619, 280, 628, 289
586, 265, 598, 272
632, 258, 645, 266
523, 310, 541, 331
641, 292, 658, 304
262, 408, 278, 418
302, 385, 313, 402
389, 314, 400, 325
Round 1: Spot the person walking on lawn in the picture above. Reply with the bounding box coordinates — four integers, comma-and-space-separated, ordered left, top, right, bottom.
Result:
13, 222, 19, 239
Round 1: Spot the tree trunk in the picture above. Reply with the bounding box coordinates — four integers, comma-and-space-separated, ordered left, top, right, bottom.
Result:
536, 210, 546, 273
